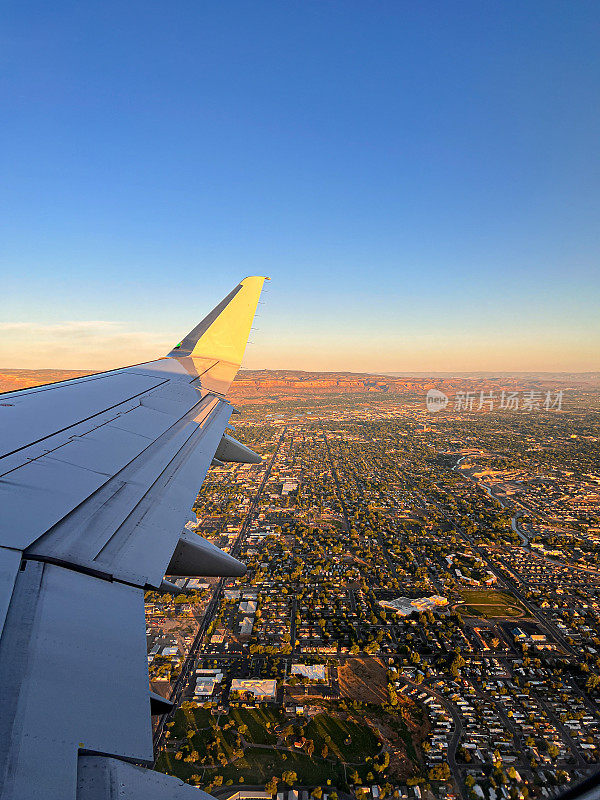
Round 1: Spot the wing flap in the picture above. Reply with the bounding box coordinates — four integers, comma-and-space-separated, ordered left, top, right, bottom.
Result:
77, 755, 215, 799
0, 562, 152, 798
23, 397, 232, 587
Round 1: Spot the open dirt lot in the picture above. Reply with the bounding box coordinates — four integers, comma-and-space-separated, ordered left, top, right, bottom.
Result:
338, 657, 387, 704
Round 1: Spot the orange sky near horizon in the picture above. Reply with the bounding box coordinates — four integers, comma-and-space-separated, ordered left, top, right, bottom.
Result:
0, 320, 597, 374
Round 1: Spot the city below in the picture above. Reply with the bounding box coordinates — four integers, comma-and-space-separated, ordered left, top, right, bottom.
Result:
8, 368, 600, 800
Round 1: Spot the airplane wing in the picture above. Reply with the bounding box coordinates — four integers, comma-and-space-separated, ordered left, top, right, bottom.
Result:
0, 276, 268, 800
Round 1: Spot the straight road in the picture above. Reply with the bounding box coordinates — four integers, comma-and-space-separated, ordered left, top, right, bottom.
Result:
153, 426, 288, 758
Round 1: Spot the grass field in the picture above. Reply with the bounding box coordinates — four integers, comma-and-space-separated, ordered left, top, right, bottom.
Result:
229, 707, 284, 745
458, 589, 525, 619
155, 692, 436, 792
169, 705, 213, 739
168, 706, 283, 745
304, 713, 380, 762
157, 745, 348, 786
157, 708, 385, 788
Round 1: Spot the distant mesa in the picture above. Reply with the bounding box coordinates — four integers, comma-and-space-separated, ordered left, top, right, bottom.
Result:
1, 367, 595, 398
0, 369, 97, 394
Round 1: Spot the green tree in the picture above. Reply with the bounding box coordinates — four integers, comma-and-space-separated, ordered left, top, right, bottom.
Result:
282, 771, 297, 787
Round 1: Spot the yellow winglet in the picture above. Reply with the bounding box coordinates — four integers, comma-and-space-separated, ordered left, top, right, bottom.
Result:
168, 276, 268, 367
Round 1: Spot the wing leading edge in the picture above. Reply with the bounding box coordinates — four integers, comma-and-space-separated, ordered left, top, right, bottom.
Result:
0, 277, 268, 799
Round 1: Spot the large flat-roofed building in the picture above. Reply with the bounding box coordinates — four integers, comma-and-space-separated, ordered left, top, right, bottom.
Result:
239, 600, 258, 615
194, 678, 219, 697
379, 595, 448, 616
291, 663, 327, 681
230, 679, 277, 701
239, 616, 254, 636
194, 669, 223, 698
186, 578, 210, 590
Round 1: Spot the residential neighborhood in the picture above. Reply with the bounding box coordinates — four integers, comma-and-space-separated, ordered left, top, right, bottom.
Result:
148, 379, 600, 800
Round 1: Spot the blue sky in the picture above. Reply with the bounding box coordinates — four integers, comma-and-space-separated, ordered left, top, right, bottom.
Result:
1, 1, 599, 371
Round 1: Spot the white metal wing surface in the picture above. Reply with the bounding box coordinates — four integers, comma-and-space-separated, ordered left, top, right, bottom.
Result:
0, 276, 267, 799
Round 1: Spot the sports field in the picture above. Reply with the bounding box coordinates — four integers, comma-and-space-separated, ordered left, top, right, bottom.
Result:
457, 589, 525, 619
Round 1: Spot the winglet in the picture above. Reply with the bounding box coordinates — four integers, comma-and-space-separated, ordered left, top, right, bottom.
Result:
168, 276, 268, 366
